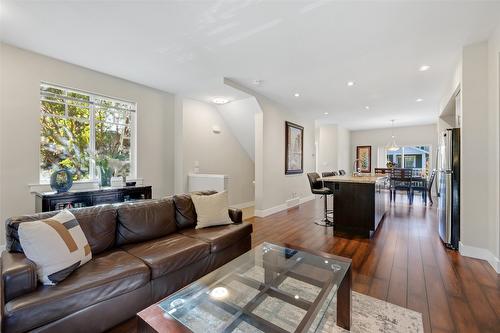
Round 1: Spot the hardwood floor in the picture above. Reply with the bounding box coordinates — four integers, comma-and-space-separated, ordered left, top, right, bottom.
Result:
110, 195, 499, 333
246, 196, 499, 333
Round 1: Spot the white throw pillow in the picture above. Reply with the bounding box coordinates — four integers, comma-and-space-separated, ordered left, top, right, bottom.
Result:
18, 209, 92, 285
191, 191, 232, 229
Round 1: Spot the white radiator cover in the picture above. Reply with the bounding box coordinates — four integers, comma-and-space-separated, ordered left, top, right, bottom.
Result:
188, 173, 229, 193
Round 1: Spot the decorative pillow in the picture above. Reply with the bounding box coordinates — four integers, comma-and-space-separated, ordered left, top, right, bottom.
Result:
18, 209, 92, 285
191, 191, 232, 229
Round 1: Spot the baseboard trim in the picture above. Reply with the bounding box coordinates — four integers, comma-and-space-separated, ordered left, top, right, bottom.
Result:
254, 195, 315, 218
230, 201, 255, 209
459, 241, 500, 273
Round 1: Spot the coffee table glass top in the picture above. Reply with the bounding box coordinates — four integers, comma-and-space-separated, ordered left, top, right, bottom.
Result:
157, 242, 350, 333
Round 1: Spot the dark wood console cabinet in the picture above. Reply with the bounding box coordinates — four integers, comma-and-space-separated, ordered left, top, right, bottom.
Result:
35, 186, 152, 212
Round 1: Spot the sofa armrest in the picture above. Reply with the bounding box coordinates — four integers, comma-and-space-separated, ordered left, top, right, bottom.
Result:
228, 208, 243, 224
1, 251, 37, 303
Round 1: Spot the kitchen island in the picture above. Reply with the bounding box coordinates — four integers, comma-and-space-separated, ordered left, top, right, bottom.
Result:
320, 175, 389, 237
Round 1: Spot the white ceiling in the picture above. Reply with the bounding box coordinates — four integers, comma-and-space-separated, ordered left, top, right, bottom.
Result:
2, 1, 500, 130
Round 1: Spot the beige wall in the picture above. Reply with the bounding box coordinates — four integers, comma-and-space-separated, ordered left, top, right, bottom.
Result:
350, 124, 438, 172
0, 43, 175, 245
179, 98, 255, 206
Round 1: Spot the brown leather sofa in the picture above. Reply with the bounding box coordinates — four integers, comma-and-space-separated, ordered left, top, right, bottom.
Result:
0, 193, 252, 333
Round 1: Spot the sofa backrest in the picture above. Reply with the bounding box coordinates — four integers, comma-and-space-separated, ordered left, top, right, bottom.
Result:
5, 205, 117, 255
172, 190, 217, 229
115, 197, 177, 246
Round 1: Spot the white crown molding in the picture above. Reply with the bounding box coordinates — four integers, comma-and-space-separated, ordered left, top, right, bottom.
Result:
459, 241, 500, 274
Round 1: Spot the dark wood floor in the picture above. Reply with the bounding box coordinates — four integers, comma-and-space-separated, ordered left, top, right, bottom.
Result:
111, 195, 499, 333
247, 196, 500, 333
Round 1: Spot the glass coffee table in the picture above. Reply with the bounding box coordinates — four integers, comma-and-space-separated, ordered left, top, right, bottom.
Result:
138, 242, 352, 333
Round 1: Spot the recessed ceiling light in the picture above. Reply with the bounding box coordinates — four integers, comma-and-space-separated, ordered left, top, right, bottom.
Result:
365, 106, 370, 110
347, 81, 355, 87
324, 112, 329, 115
419, 65, 430, 72
416, 98, 423, 102
294, 93, 300, 97
212, 97, 229, 104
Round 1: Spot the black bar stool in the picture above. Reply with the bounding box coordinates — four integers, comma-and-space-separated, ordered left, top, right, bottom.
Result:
307, 172, 334, 227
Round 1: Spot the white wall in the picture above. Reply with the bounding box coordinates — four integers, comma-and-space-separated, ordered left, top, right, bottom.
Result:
216, 97, 259, 162
337, 126, 351, 172
257, 95, 316, 212
350, 124, 438, 172
488, 26, 500, 262
224, 79, 316, 215
317, 125, 338, 173
441, 32, 500, 272
0, 43, 175, 244
461, 42, 491, 263
316, 124, 351, 174
179, 98, 255, 206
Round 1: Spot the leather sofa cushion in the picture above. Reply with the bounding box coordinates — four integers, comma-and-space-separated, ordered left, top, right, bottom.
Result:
122, 233, 210, 279
173, 191, 217, 229
179, 222, 253, 253
3, 250, 150, 333
5, 205, 117, 255
116, 198, 177, 246
1, 252, 37, 303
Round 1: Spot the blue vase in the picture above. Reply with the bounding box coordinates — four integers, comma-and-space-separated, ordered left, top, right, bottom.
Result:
50, 169, 73, 193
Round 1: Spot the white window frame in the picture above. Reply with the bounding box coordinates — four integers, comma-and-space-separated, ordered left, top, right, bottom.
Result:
39, 82, 137, 183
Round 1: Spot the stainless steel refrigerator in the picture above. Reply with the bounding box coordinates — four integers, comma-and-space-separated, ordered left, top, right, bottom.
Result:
437, 128, 460, 249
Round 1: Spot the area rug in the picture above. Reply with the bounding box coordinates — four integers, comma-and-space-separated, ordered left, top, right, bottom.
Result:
316, 291, 424, 333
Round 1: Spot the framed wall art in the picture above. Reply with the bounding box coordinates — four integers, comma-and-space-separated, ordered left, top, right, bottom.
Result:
285, 121, 304, 175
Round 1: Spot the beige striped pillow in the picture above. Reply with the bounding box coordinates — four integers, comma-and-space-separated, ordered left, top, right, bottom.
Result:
18, 209, 92, 285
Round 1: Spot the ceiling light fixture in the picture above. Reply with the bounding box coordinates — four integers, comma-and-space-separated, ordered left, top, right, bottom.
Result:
347, 81, 355, 87
386, 120, 400, 152
324, 112, 329, 115
365, 106, 370, 110
212, 97, 229, 104
419, 65, 430, 72
294, 93, 300, 97
416, 98, 423, 102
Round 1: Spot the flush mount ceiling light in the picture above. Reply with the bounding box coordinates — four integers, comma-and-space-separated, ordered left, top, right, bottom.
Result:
294, 93, 300, 97
212, 97, 229, 104
347, 81, 355, 87
416, 98, 423, 102
365, 106, 370, 110
324, 112, 329, 115
419, 65, 430, 71
386, 120, 400, 152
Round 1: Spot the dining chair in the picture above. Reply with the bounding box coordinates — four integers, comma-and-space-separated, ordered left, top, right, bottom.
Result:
412, 169, 436, 205
390, 168, 413, 204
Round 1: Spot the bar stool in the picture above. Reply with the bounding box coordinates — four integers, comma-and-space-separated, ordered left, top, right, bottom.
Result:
338, 170, 346, 175
307, 172, 334, 227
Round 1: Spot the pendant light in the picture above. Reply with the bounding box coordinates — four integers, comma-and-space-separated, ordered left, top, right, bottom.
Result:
386, 120, 400, 151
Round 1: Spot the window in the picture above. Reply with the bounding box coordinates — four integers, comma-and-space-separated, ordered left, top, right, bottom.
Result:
386, 145, 430, 175
40, 83, 136, 183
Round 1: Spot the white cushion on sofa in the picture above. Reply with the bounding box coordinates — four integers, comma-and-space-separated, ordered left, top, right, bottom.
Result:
18, 209, 92, 285
191, 191, 232, 229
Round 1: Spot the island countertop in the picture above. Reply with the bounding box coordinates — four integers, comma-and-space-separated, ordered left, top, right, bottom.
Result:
319, 175, 387, 184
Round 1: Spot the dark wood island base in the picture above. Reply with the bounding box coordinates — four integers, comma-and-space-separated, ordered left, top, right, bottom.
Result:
321, 176, 390, 238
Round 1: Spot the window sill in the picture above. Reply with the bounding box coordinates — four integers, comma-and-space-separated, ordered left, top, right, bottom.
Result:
29, 178, 144, 193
